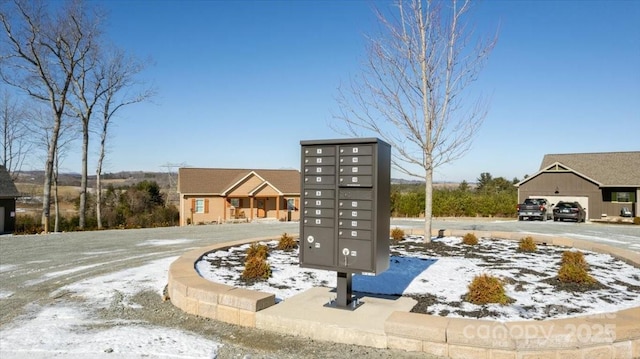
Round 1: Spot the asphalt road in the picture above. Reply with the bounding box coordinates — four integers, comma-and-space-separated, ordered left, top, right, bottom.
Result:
0, 219, 638, 358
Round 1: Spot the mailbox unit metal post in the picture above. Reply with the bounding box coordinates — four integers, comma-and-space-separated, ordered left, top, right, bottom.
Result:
300, 138, 391, 308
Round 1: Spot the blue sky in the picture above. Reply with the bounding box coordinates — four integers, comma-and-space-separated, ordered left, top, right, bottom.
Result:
54, 0, 639, 182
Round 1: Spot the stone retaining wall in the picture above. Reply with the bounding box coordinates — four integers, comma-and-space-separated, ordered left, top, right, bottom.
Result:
167, 231, 640, 359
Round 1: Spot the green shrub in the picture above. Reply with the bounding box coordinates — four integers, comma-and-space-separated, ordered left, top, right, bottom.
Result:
241, 256, 271, 280
390, 227, 405, 244
518, 236, 537, 252
246, 242, 269, 261
466, 274, 509, 305
277, 233, 297, 251
634, 217, 640, 225
462, 232, 478, 245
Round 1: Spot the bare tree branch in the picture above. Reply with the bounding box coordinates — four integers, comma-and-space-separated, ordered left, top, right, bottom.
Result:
334, 0, 497, 241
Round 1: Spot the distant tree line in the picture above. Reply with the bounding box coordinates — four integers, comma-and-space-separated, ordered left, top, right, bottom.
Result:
391, 173, 519, 218
15, 181, 178, 234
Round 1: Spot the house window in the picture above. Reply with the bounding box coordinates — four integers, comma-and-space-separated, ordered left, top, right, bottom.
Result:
195, 199, 205, 213
230, 198, 240, 208
287, 198, 297, 210
613, 192, 634, 203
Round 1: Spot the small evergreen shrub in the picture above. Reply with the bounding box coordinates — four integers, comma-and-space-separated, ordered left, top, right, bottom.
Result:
518, 236, 537, 252
241, 256, 271, 280
277, 232, 297, 251
558, 250, 597, 285
558, 262, 597, 285
466, 273, 509, 305
634, 217, 640, 225
561, 250, 588, 270
462, 232, 478, 245
246, 242, 269, 261
390, 227, 405, 244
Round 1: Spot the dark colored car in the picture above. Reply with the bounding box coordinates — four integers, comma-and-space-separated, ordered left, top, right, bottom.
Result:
553, 201, 586, 222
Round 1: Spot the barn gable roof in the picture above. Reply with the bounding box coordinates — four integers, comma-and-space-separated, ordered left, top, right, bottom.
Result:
516, 151, 640, 187
0, 166, 20, 198
178, 168, 300, 196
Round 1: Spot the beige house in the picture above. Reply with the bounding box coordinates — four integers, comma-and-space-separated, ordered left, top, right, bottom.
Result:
177, 168, 300, 225
516, 152, 640, 220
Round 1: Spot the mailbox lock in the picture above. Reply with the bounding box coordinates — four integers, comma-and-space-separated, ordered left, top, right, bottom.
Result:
307, 235, 315, 243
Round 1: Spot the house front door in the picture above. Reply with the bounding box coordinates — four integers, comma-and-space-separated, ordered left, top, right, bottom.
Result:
257, 199, 265, 218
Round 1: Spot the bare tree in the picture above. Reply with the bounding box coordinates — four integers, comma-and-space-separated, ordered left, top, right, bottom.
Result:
0, 90, 31, 179
1, 0, 99, 232
95, 49, 154, 229
334, 0, 497, 241
68, 28, 107, 230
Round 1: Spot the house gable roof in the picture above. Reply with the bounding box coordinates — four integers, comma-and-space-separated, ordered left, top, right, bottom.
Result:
516, 151, 640, 187
178, 168, 300, 196
0, 166, 20, 198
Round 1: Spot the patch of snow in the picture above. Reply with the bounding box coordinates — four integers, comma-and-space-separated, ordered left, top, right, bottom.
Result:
0, 264, 17, 272
0, 305, 220, 359
53, 256, 178, 308
0, 290, 14, 299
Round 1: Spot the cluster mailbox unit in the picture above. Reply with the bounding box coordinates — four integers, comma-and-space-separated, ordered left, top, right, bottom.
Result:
299, 138, 391, 309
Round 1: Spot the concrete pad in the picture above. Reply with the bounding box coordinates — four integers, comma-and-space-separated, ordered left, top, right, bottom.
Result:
256, 287, 417, 349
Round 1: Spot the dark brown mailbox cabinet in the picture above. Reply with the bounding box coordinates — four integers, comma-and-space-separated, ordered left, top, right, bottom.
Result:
299, 138, 391, 280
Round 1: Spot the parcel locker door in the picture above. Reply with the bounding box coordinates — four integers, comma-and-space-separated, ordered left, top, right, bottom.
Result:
301, 227, 335, 268
337, 238, 373, 272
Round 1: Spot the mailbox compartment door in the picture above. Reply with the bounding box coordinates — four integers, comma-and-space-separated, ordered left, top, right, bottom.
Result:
301, 227, 335, 267
337, 238, 373, 272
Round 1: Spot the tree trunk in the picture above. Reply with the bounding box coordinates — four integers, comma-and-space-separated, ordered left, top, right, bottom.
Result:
424, 168, 433, 243
79, 120, 89, 229
42, 117, 62, 233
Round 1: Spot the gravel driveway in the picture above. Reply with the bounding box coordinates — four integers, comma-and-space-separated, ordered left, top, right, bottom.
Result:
1, 219, 638, 358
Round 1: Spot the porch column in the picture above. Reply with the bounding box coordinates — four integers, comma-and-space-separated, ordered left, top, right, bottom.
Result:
276, 195, 280, 220
250, 197, 254, 221
223, 199, 227, 222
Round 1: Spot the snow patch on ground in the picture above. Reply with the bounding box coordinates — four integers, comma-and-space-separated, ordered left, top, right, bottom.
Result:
1, 304, 220, 359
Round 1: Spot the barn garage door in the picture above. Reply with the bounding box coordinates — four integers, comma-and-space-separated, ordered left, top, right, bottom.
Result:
537, 196, 589, 220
